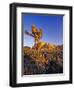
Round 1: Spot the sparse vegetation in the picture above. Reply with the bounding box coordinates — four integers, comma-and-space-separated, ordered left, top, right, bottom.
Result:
23, 43, 63, 75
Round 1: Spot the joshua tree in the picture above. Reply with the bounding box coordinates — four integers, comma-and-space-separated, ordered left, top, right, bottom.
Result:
25, 24, 43, 44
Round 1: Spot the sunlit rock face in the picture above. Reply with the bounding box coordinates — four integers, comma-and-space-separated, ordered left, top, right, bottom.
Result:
23, 42, 63, 75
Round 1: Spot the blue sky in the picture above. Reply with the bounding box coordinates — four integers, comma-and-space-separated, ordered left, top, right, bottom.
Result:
22, 13, 63, 47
